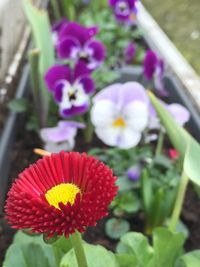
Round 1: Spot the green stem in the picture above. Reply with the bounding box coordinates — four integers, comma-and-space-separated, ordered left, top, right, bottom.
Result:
50, 0, 61, 20
155, 129, 164, 156
169, 172, 189, 232
70, 231, 88, 267
28, 49, 45, 128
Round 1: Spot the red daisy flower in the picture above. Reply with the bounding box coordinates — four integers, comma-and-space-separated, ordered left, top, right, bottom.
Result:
5, 152, 118, 238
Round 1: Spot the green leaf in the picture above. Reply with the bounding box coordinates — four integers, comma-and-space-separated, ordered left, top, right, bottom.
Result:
112, 191, 140, 214
53, 236, 72, 253
3, 243, 51, 267
12, 231, 60, 267
60, 243, 118, 267
175, 220, 189, 239
148, 92, 189, 159
23, 0, 55, 124
147, 227, 185, 267
8, 98, 29, 112
176, 250, 200, 267
184, 138, 200, 186
117, 232, 153, 266
141, 169, 153, 215
148, 92, 200, 186
43, 233, 59, 244
115, 254, 137, 267
105, 219, 130, 240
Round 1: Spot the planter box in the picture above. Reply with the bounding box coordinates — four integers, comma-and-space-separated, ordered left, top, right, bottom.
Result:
0, 65, 30, 204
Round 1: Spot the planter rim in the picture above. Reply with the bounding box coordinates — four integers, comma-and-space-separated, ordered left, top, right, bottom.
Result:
137, 2, 200, 113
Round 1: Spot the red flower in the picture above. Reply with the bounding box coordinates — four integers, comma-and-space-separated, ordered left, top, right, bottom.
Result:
169, 148, 179, 160
5, 152, 118, 238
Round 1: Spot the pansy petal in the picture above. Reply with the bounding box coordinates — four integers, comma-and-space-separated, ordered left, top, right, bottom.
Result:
60, 104, 89, 117
59, 22, 91, 45
78, 76, 95, 94
74, 61, 90, 80
124, 42, 136, 63
93, 83, 122, 103
95, 126, 121, 146
123, 101, 148, 131
143, 50, 158, 80
44, 140, 75, 153
109, 0, 118, 7
52, 18, 68, 33
40, 126, 76, 143
45, 65, 71, 91
168, 103, 190, 126
119, 82, 149, 107
87, 40, 106, 62
57, 37, 80, 59
54, 83, 63, 102
87, 26, 98, 38
91, 100, 117, 126
58, 121, 86, 129
127, 0, 137, 8
118, 127, 141, 148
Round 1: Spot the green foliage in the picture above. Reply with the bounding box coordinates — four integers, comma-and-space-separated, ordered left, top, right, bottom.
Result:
4, 231, 57, 267
89, 146, 152, 179
105, 218, 130, 240
3, 231, 72, 267
92, 66, 120, 90
141, 165, 179, 232
117, 232, 153, 266
115, 254, 137, 267
90, 146, 179, 232
8, 98, 29, 113
4, 243, 52, 267
116, 227, 186, 267
176, 250, 200, 267
148, 228, 185, 267
60, 243, 118, 267
23, 0, 55, 126
111, 191, 141, 215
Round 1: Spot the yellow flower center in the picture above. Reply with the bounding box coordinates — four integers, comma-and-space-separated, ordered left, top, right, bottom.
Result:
113, 117, 126, 128
45, 183, 81, 209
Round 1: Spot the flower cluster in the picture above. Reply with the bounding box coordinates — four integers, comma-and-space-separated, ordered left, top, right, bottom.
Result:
5, 152, 118, 238
108, 0, 138, 23
46, 22, 106, 118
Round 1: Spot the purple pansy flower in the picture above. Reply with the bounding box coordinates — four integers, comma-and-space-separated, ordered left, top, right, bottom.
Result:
143, 50, 167, 96
40, 121, 85, 153
124, 42, 136, 63
57, 22, 106, 70
127, 164, 142, 181
45, 61, 95, 117
52, 18, 68, 45
108, 0, 138, 22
